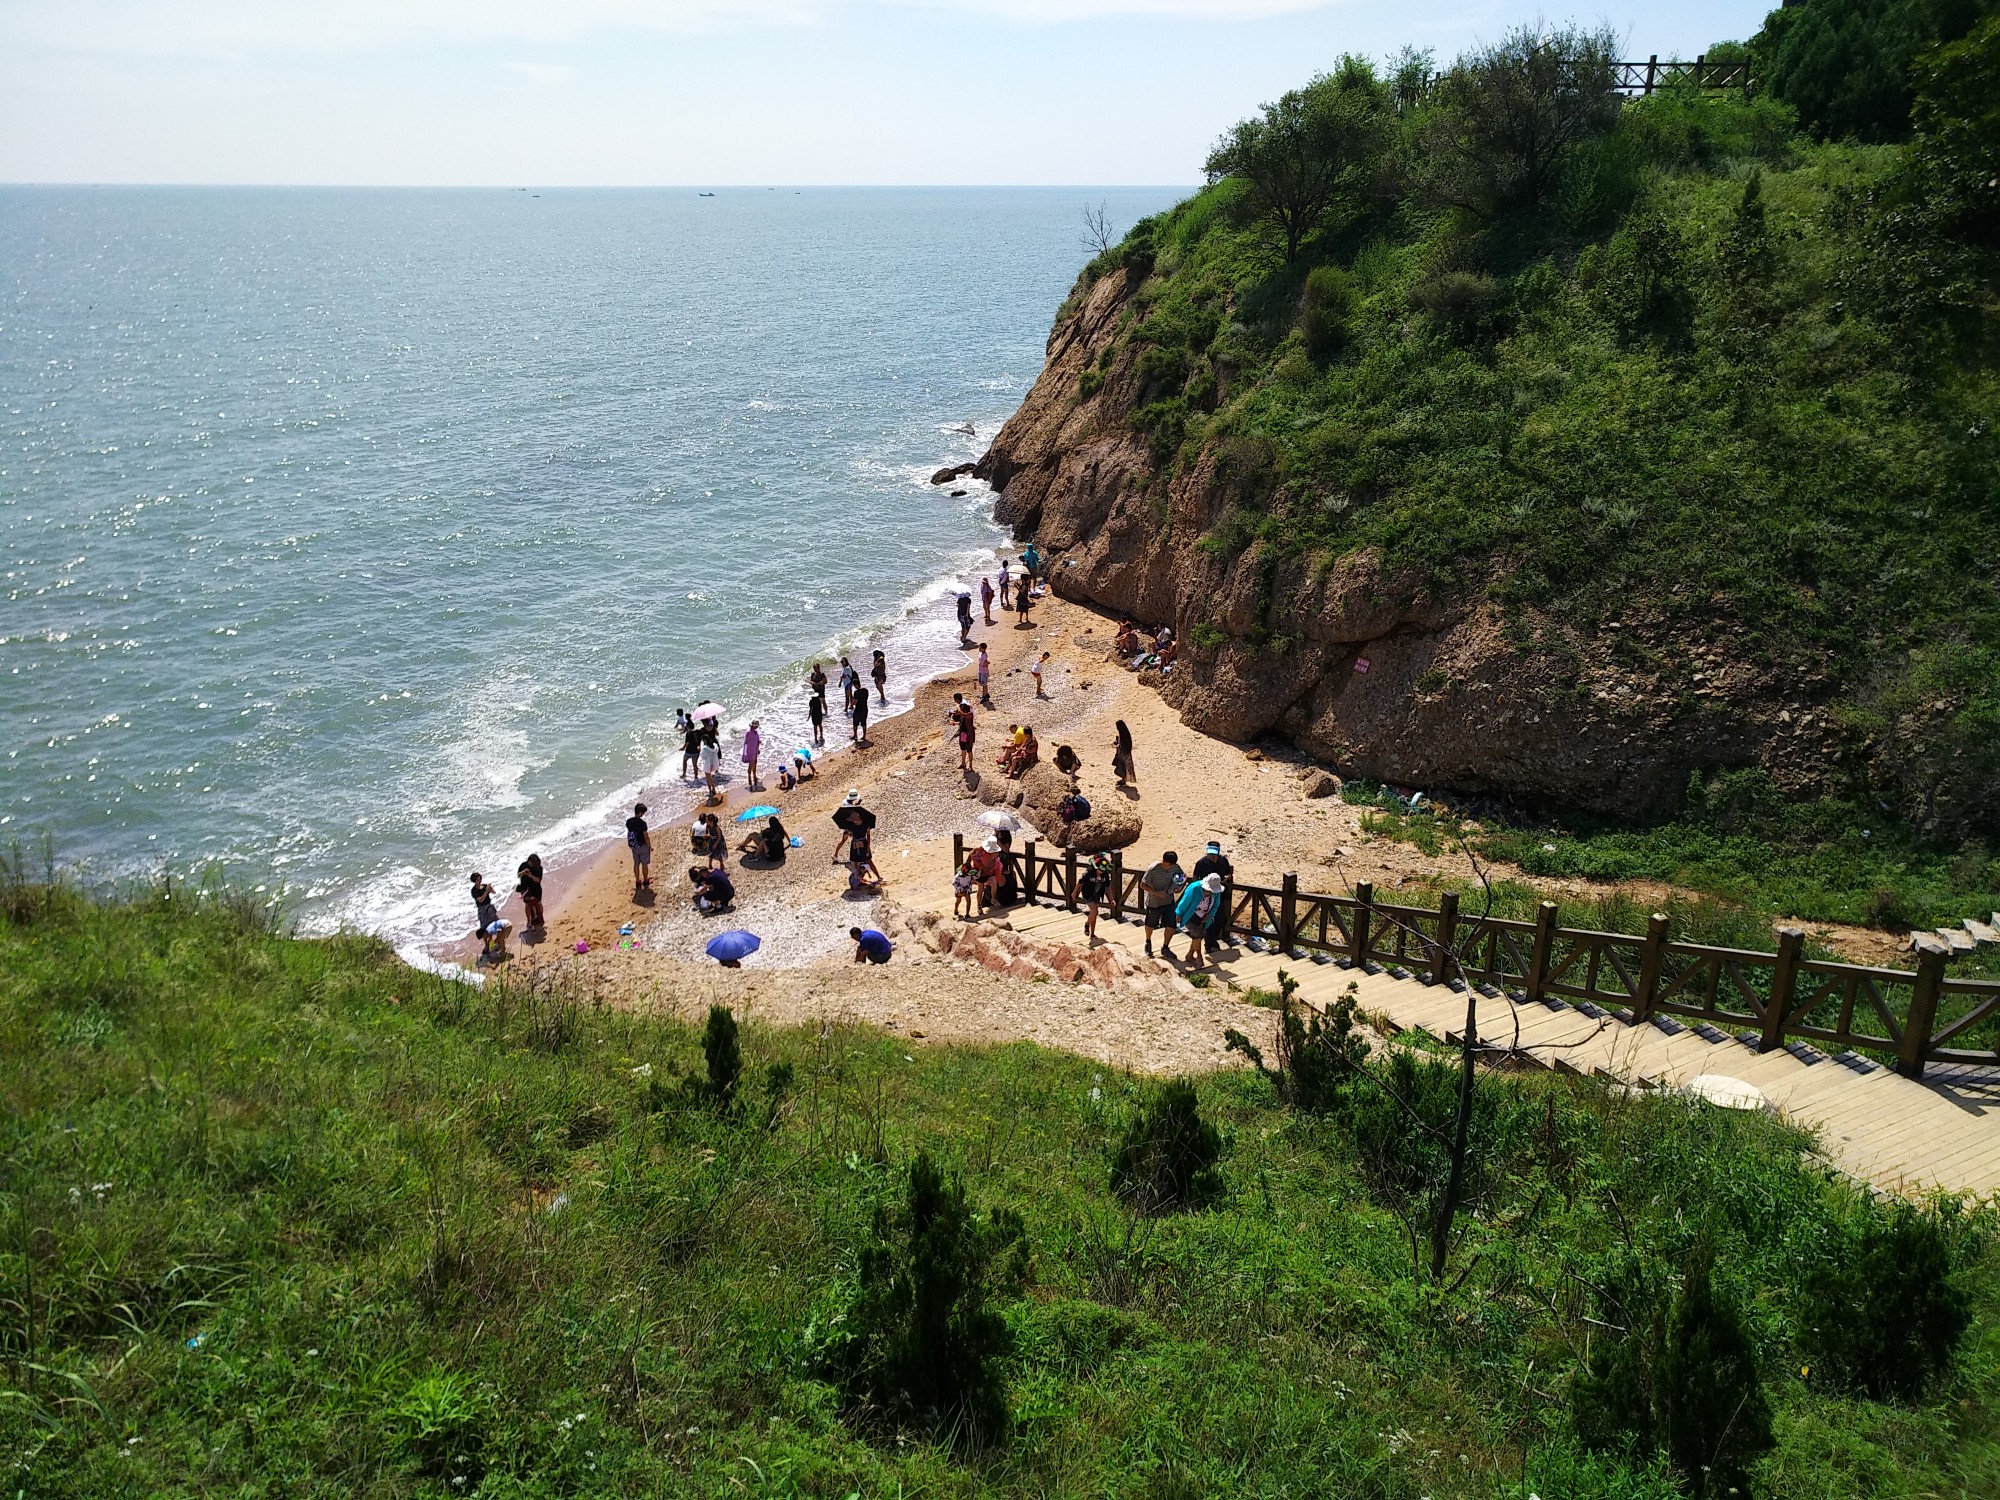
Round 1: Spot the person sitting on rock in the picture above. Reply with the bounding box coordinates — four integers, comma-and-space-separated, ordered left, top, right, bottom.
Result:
1053, 743, 1081, 777
1006, 726, 1039, 779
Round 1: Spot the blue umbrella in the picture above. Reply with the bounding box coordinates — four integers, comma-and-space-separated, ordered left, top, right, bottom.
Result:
705, 930, 761, 963
735, 805, 781, 822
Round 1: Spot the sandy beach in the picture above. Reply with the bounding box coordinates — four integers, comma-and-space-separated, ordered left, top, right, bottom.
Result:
444, 575, 1908, 1073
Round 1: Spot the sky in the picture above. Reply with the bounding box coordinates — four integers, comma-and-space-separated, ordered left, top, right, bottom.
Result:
0, 1, 1777, 185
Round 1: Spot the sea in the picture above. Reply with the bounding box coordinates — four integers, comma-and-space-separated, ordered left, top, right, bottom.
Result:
0, 185, 1180, 950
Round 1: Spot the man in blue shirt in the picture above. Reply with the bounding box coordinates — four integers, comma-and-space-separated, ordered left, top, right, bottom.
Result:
850, 927, 893, 964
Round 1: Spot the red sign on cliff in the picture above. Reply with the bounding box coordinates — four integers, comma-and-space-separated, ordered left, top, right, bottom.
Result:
1354, 656, 1371, 674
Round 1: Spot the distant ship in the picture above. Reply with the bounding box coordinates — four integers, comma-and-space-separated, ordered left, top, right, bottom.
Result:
698, 192, 715, 198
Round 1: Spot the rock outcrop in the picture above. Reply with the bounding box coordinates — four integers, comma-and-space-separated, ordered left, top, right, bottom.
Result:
974, 269, 1840, 821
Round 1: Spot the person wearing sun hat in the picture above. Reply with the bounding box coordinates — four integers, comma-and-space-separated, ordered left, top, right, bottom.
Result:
1192, 839, 1235, 949
1174, 872, 1226, 968
973, 834, 1004, 911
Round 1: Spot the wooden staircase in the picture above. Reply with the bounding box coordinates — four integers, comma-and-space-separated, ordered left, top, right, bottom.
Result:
902, 857, 2000, 1200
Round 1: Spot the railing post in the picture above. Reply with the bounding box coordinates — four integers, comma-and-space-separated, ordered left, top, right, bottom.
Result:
953, 833, 964, 871
1526, 901, 1558, 1004
1634, 912, 1669, 1021
1692, 52, 1705, 87
1278, 872, 1299, 954
1760, 927, 1803, 1052
1109, 851, 1125, 923
1063, 847, 1078, 912
1898, 948, 1947, 1080
1352, 881, 1373, 967
1644, 53, 1658, 95
1431, 891, 1459, 985
1022, 839, 1037, 904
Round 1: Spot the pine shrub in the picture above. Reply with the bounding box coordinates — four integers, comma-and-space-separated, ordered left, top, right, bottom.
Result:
1111, 1078, 1223, 1212
701, 1004, 741, 1109
1800, 1196, 1972, 1400
833, 1151, 1029, 1447
1225, 970, 1370, 1113
1574, 1243, 1775, 1498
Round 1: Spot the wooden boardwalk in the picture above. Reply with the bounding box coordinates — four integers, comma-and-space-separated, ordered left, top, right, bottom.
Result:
901, 866, 2000, 1200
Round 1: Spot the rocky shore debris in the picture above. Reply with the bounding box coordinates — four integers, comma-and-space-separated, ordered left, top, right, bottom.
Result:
916, 911, 1185, 993
930, 462, 977, 485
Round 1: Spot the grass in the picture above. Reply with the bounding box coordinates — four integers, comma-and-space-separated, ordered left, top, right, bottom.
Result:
3, 880, 1997, 1498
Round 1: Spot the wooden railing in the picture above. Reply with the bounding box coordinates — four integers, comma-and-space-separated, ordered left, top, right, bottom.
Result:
951, 836, 2000, 1081
1613, 55, 1753, 95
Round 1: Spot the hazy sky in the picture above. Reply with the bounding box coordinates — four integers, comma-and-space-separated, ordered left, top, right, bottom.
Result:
2, 1, 1776, 185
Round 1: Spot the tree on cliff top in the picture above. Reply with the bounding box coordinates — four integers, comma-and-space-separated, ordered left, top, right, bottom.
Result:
1204, 58, 1389, 265
1415, 22, 1620, 216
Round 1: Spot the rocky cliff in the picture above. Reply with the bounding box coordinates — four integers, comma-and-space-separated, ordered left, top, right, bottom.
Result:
974, 267, 1838, 822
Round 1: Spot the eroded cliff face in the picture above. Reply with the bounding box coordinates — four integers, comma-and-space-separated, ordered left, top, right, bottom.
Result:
975, 269, 1835, 820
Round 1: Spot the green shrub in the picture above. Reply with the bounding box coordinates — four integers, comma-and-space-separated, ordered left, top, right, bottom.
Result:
1078, 366, 1105, 400
1111, 1079, 1223, 1212
701, 1003, 742, 1109
1800, 1196, 1973, 1400
1574, 1244, 1775, 1499
1226, 970, 1369, 1113
832, 1150, 1029, 1447
394, 1370, 490, 1482
1299, 264, 1355, 359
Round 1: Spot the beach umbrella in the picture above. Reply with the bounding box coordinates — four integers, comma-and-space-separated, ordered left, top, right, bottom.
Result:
693, 701, 725, 721
976, 809, 1021, 831
705, 930, 761, 963
833, 806, 877, 831
735, 805, 780, 821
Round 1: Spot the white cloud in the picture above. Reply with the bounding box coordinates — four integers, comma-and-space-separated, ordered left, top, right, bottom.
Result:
4, 0, 1343, 60
501, 60, 577, 85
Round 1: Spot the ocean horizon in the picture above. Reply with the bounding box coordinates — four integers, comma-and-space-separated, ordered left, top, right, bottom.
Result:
0, 184, 1181, 948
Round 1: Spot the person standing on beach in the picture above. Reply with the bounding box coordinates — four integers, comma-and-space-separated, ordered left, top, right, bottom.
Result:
699, 722, 723, 804
680, 716, 702, 782
839, 656, 859, 713
976, 643, 991, 707
979, 575, 995, 624
997, 558, 1012, 612
515, 856, 545, 932
850, 685, 870, 745
1031, 651, 1050, 698
625, 804, 652, 892
1113, 720, 1136, 789
1015, 573, 1034, 624
871, 649, 888, 705
956, 704, 980, 776
741, 720, 762, 791
807, 687, 826, 747
809, 662, 827, 701
1022, 541, 1043, 581
470, 872, 499, 934
956, 590, 974, 646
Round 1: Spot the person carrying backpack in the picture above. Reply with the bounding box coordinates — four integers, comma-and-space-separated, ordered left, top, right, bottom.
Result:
1078, 853, 1113, 939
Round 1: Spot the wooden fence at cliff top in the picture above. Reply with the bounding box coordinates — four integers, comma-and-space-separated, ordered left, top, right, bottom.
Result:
1419, 56, 1756, 98
951, 836, 2000, 1081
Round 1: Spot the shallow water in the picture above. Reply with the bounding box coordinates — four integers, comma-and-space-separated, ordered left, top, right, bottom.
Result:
0, 185, 1179, 944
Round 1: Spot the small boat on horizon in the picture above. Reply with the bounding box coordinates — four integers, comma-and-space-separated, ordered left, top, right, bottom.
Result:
698, 191, 715, 197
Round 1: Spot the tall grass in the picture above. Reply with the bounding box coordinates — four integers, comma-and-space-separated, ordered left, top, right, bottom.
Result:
2, 883, 1994, 1497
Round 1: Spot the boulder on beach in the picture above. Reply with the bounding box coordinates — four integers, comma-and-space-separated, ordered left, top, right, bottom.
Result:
1017, 762, 1143, 852
1301, 768, 1343, 799
930, 462, 977, 485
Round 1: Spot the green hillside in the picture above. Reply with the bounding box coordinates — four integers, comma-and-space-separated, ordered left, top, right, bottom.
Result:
1071, 5, 1997, 863
3, 877, 1996, 1496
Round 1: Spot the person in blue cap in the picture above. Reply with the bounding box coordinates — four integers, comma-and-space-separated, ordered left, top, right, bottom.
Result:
850, 926, 893, 964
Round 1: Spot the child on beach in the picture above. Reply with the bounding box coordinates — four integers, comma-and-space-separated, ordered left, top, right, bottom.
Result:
953, 858, 977, 918
850, 689, 869, 745
625, 804, 653, 891
980, 576, 995, 624
807, 690, 826, 747
515, 856, 544, 932
741, 720, 762, 790
871, 649, 888, 705
470, 872, 499, 933
976, 644, 991, 706
699, 724, 723, 804
1031, 651, 1049, 698
1015, 574, 1034, 624
997, 559, 1012, 611
777, 760, 796, 791
680, 718, 701, 781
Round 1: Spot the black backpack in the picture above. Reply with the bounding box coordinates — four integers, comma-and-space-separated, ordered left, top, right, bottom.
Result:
1057, 792, 1091, 824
